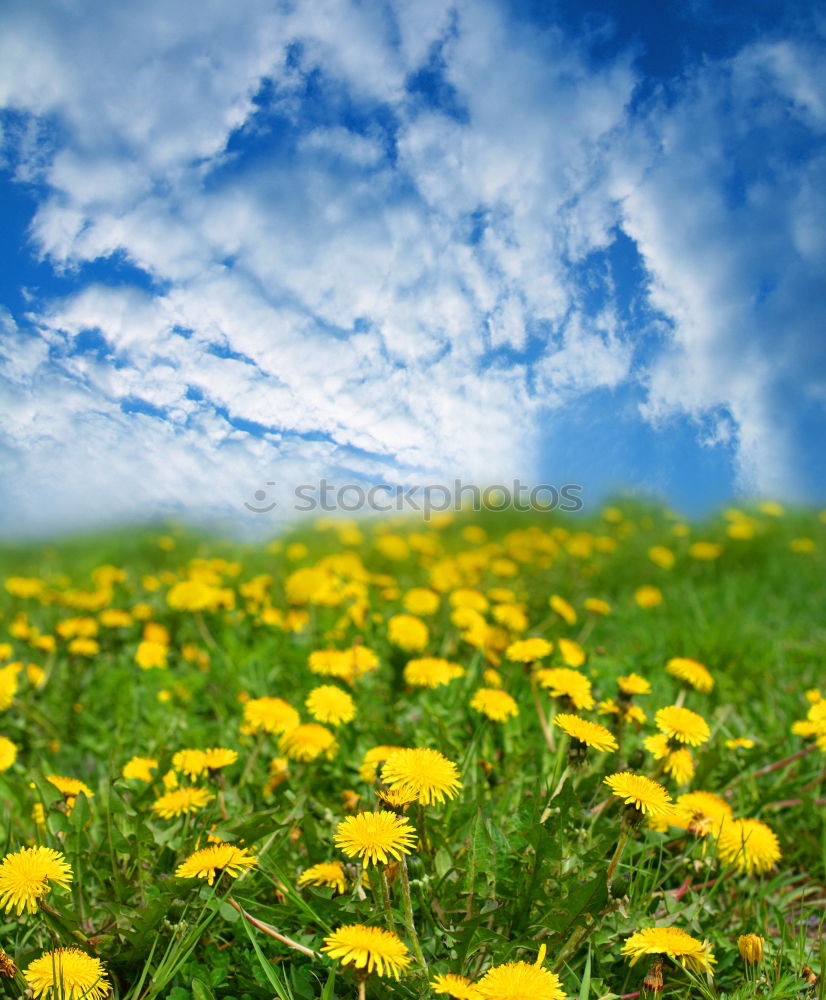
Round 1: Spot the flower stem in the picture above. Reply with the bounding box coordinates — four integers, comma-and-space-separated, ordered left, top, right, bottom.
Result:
398, 855, 427, 972
226, 896, 317, 957
606, 827, 630, 887
531, 677, 555, 751
378, 866, 397, 933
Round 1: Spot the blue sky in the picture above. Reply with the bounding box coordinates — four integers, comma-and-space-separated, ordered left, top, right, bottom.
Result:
1, 0, 824, 535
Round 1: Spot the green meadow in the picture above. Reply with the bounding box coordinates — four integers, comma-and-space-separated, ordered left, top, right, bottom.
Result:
0, 502, 824, 999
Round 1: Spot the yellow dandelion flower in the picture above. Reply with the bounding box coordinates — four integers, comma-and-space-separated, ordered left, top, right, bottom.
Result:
483, 668, 503, 687
175, 844, 257, 885
506, 638, 553, 663
737, 934, 764, 965
322, 924, 412, 979
0, 736, 17, 772
5, 576, 45, 598
665, 791, 733, 836
403, 588, 441, 616
689, 541, 723, 561
558, 638, 585, 668
359, 745, 407, 783
618, 674, 651, 696
450, 589, 489, 612
622, 928, 715, 972
549, 594, 577, 626
343, 645, 380, 681
202, 747, 238, 772
298, 860, 348, 894
334, 811, 416, 866
242, 697, 300, 735
24, 948, 110, 1000
471, 688, 518, 723
381, 748, 462, 806
98, 609, 133, 628
492, 604, 528, 633
715, 818, 780, 874
666, 657, 714, 693
634, 585, 663, 609
584, 597, 611, 615
151, 786, 214, 819
604, 772, 673, 817
308, 649, 350, 679
135, 640, 167, 670
57, 617, 99, 640
725, 738, 755, 750
727, 519, 756, 539
554, 714, 617, 753
664, 748, 695, 785
306, 686, 356, 725
121, 756, 158, 782
279, 723, 337, 762
535, 668, 594, 711
644, 733, 671, 760
172, 749, 208, 779
387, 614, 429, 652
68, 637, 99, 657
431, 972, 483, 998
377, 786, 419, 808
648, 545, 676, 570
759, 500, 784, 516
0, 663, 22, 710
404, 658, 464, 689
476, 944, 564, 1000
0, 846, 73, 915
46, 776, 94, 814
655, 706, 711, 746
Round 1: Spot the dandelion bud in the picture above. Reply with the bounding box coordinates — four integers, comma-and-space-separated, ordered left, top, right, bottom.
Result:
737, 934, 764, 965
0, 949, 17, 977
643, 957, 664, 992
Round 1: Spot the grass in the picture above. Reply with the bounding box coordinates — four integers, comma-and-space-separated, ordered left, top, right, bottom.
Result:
0, 500, 824, 999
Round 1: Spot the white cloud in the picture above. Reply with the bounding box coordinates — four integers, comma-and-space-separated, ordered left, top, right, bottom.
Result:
614, 37, 826, 497
1, 1, 823, 533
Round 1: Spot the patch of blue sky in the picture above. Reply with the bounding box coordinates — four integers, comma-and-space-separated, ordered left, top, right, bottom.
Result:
0, 171, 164, 320
538, 383, 739, 517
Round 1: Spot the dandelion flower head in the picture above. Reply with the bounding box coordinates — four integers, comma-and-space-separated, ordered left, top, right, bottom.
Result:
604, 772, 673, 817
381, 747, 462, 806
322, 924, 412, 979
306, 685, 356, 725
471, 688, 519, 722
175, 843, 258, 885
279, 723, 338, 762
505, 638, 553, 663
0, 846, 73, 915
298, 860, 348, 894
666, 657, 714, 693
655, 706, 711, 746
554, 714, 617, 753
334, 810, 416, 866
622, 927, 715, 972
24, 948, 110, 1000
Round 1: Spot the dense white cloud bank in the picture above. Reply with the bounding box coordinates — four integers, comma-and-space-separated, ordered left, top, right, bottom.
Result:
0, 0, 823, 533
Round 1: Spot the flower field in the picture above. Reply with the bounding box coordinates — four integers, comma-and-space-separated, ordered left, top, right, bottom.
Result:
0, 503, 824, 999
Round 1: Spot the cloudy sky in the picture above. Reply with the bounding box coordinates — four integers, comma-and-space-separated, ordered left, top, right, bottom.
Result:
1, 0, 824, 535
